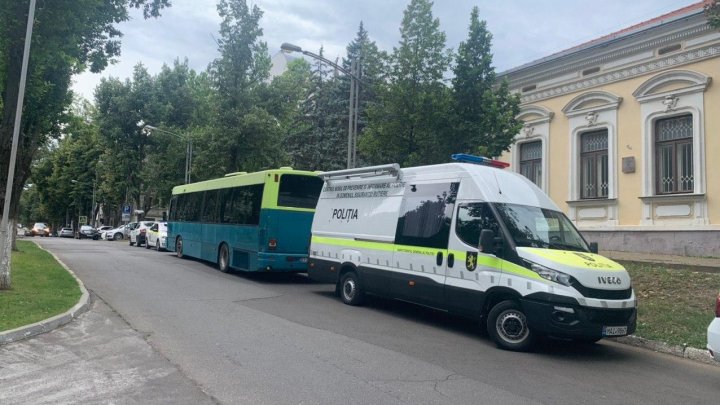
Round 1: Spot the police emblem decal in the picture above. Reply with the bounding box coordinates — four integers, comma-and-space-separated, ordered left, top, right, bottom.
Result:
466, 252, 477, 272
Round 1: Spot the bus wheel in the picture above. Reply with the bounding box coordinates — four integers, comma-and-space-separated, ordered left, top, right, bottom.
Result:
340, 271, 364, 306
218, 244, 230, 273
175, 237, 184, 259
487, 300, 535, 352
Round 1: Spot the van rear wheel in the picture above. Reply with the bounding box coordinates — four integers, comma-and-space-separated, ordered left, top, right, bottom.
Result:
487, 300, 535, 352
340, 271, 364, 306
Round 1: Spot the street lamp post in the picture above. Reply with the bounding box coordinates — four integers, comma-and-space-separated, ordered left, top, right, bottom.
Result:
138, 122, 192, 184
281, 42, 363, 169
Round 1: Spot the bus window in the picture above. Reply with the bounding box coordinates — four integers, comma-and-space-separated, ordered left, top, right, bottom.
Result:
278, 175, 323, 209
202, 190, 219, 223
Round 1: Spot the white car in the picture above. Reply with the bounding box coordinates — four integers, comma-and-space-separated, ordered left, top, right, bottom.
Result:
145, 222, 167, 251
129, 221, 155, 247
708, 292, 720, 361
103, 225, 127, 240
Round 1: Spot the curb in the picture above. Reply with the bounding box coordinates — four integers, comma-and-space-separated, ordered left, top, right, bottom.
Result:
0, 242, 91, 345
613, 335, 719, 367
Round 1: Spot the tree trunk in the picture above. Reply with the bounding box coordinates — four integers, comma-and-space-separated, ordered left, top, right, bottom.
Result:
0, 221, 12, 289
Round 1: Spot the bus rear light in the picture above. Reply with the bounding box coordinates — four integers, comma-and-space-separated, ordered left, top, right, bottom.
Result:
268, 239, 277, 250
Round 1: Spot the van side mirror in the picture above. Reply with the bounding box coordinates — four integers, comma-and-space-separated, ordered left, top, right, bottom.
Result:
479, 229, 498, 255
589, 242, 599, 254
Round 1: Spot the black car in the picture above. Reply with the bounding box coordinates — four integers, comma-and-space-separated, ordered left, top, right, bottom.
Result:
76, 225, 100, 240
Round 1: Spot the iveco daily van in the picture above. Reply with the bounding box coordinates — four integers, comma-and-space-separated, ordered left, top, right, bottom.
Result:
308, 154, 636, 351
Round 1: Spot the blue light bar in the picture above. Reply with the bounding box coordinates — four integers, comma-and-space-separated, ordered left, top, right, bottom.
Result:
451, 154, 510, 168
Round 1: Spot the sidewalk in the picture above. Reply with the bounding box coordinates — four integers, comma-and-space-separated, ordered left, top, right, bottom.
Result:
602, 250, 720, 272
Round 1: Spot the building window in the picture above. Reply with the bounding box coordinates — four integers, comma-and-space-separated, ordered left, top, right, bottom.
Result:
519, 141, 542, 187
580, 129, 608, 199
655, 115, 693, 194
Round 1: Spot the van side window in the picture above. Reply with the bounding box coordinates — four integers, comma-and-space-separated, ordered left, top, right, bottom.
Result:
456, 203, 501, 248
395, 182, 459, 249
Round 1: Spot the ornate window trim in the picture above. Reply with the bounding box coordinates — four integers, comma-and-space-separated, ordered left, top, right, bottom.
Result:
563, 91, 621, 226
512, 106, 553, 192
634, 69, 710, 226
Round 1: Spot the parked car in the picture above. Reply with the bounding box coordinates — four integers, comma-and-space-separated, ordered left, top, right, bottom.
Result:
146, 222, 167, 251
31, 222, 51, 237
16, 224, 30, 238
76, 225, 100, 240
129, 221, 155, 247
708, 291, 720, 361
58, 227, 74, 238
96, 225, 113, 235
102, 225, 123, 240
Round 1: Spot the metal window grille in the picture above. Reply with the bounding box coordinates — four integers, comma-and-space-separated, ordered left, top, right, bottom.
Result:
580, 130, 608, 199
519, 141, 542, 188
655, 115, 693, 194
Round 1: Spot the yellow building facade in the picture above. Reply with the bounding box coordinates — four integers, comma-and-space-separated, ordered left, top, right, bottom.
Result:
498, 2, 720, 256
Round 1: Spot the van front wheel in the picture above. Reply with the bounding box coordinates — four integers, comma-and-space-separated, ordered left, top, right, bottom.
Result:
340, 271, 364, 306
487, 300, 534, 352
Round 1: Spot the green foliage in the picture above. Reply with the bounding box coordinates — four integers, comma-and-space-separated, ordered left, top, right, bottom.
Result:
707, 0, 720, 30
1, 0, 171, 230
13, 0, 528, 233
361, 0, 453, 166
451, 7, 522, 157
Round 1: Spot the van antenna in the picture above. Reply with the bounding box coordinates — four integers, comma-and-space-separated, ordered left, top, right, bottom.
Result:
493, 172, 502, 195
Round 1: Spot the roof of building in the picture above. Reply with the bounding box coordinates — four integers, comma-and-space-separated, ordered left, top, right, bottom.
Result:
501, 1, 709, 75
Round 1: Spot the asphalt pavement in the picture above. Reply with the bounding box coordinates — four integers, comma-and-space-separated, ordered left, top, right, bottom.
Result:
1, 237, 718, 405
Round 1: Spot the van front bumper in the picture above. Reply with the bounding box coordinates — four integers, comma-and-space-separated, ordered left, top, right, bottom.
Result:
521, 293, 636, 340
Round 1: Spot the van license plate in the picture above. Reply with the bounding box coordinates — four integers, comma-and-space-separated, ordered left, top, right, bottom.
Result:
299, 258, 308, 263
602, 326, 627, 336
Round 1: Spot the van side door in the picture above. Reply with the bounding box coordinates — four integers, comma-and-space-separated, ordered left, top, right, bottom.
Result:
390, 181, 459, 308
445, 202, 504, 317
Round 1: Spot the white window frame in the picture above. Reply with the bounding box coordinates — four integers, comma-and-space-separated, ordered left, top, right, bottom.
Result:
562, 91, 621, 227
513, 106, 552, 192
633, 69, 710, 226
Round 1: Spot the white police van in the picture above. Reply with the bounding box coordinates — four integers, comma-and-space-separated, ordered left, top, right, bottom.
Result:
308, 154, 636, 351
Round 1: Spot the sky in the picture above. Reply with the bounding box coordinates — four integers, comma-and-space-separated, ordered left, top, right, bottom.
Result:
71, 0, 701, 101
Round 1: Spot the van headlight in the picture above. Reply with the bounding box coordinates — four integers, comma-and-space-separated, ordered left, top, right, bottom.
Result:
529, 263, 572, 286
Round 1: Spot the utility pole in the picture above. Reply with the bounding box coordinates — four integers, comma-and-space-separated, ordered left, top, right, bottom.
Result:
0, 0, 37, 290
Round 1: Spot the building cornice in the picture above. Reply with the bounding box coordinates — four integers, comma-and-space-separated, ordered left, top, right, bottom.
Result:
501, 15, 709, 88
518, 43, 719, 104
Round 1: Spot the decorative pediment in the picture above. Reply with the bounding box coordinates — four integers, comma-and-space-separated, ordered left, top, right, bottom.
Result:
517, 105, 554, 125
562, 91, 622, 117
633, 70, 711, 100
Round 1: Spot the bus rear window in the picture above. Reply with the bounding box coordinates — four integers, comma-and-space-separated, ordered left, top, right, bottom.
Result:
278, 175, 323, 209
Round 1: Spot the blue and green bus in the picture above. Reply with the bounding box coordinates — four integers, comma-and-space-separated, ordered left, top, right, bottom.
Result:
167, 168, 323, 272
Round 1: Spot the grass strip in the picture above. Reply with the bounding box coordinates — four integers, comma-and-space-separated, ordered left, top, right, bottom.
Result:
624, 262, 720, 349
0, 240, 81, 331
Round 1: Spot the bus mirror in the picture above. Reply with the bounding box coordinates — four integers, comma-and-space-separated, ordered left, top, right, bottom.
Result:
479, 229, 496, 254
589, 242, 599, 254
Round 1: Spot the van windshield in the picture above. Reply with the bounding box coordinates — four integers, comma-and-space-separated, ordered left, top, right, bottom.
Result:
492, 203, 589, 252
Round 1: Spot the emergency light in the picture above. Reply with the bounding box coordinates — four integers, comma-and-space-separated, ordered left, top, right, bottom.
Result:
451, 154, 510, 168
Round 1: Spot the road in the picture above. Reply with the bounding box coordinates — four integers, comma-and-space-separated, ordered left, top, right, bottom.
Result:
15, 238, 720, 404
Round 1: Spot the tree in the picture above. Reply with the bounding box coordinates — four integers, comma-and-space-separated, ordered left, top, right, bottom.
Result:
0, 0, 170, 289
202, 0, 283, 175
707, 0, 720, 30
341, 22, 388, 166
284, 49, 347, 171
450, 6, 522, 158
360, 0, 453, 166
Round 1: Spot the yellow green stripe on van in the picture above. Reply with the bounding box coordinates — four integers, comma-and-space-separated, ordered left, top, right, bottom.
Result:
311, 236, 543, 281
520, 248, 625, 271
